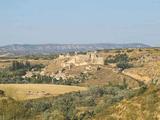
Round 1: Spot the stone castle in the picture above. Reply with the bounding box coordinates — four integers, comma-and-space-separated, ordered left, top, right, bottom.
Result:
59, 51, 104, 68
39, 51, 104, 80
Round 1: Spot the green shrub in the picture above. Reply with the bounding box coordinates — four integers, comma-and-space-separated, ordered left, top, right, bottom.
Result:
116, 61, 132, 70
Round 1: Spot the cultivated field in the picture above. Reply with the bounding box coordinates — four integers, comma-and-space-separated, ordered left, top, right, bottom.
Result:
0, 84, 87, 101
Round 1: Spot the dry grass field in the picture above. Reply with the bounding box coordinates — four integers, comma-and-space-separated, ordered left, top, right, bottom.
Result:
0, 84, 87, 101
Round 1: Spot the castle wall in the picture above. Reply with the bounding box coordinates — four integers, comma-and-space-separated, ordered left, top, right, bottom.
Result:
60, 52, 104, 67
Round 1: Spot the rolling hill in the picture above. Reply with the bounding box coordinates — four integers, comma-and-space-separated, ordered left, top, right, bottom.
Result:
0, 43, 150, 56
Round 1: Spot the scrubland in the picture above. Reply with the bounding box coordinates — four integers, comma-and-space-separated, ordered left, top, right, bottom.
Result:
1, 48, 160, 120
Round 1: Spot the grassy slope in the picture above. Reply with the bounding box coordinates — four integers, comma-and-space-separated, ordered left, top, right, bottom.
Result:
82, 67, 139, 88
94, 85, 160, 120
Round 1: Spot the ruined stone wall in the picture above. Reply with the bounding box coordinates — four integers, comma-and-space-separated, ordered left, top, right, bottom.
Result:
59, 52, 104, 67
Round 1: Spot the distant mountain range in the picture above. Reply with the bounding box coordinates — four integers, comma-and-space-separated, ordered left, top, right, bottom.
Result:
0, 43, 150, 56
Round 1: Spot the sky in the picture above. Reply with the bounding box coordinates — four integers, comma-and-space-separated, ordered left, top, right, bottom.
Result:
0, 0, 160, 46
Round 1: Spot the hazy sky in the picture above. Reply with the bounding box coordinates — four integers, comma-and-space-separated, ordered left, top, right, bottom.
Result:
0, 0, 160, 46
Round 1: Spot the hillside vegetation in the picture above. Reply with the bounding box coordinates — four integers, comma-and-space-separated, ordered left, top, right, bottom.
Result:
95, 84, 160, 120
1, 48, 160, 120
0, 83, 148, 120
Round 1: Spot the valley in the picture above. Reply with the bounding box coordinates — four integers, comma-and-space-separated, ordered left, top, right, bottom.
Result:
0, 47, 160, 120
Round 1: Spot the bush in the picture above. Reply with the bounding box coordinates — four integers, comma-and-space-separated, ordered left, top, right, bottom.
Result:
116, 61, 132, 70
114, 53, 129, 63
105, 53, 130, 65
0, 90, 5, 96
105, 53, 133, 70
